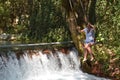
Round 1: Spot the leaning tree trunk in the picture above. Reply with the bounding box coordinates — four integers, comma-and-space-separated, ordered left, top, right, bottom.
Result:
67, 12, 83, 55
61, 0, 87, 55
65, 0, 87, 55
62, 0, 96, 55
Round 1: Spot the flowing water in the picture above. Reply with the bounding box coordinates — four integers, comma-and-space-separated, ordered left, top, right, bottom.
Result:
0, 48, 110, 80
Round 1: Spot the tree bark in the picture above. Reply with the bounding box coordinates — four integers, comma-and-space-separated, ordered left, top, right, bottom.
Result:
67, 12, 83, 55
62, 0, 97, 55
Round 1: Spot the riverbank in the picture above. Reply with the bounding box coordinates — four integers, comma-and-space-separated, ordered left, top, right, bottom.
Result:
80, 44, 120, 80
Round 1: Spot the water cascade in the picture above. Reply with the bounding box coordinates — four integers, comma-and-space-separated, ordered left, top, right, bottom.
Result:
0, 48, 110, 80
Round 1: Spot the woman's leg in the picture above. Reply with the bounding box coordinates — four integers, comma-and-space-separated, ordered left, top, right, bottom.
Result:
83, 43, 89, 61
87, 43, 94, 61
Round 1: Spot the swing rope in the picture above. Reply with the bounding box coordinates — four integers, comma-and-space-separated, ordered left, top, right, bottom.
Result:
68, 0, 78, 25
79, 0, 89, 23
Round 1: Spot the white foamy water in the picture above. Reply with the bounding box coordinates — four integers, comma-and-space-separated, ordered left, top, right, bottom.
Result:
0, 48, 110, 80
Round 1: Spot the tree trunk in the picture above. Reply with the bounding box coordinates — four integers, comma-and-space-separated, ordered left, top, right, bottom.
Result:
67, 12, 83, 55
62, 0, 97, 55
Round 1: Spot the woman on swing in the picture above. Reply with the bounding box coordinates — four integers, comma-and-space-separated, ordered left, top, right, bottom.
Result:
77, 22, 95, 62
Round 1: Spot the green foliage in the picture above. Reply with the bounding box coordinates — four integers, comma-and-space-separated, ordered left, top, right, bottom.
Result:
0, 0, 29, 33
42, 27, 71, 42
94, 1, 120, 79
0, 0, 71, 42
96, 0, 120, 48
27, 0, 71, 42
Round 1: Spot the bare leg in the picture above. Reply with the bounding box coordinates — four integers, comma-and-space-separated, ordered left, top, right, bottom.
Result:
87, 43, 94, 61
83, 44, 88, 61
83, 48, 87, 61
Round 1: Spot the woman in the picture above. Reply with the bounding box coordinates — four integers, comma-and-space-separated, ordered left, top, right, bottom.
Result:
77, 23, 95, 62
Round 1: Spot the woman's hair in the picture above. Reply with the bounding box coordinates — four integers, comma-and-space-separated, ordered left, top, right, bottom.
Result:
86, 22, 94, 28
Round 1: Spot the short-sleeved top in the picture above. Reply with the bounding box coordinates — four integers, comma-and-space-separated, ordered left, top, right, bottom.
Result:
84, 27, 95, 43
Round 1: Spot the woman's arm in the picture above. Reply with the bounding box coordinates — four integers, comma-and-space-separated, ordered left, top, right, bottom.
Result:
88, 23, 96, 30
76, 26, 84, 33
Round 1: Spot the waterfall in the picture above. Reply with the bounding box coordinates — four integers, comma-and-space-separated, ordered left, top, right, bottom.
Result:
0, 48, 110, 80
